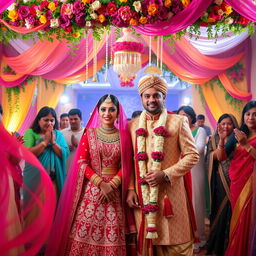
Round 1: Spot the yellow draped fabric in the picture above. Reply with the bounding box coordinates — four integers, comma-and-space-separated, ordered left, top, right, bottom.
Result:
1, 80, 36, 132
36, 77, 65, 112
201, 60, 248, 123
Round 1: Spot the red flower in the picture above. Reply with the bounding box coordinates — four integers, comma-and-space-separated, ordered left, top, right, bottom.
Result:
106, 1, 117, 16
151, 151, 164, 161
135, 152, 148, 161
142, 204, 159, 213
138, 178, 148, 185
153, 126, 168, 136
136, 128, 148, 136
40, 1, 49, 9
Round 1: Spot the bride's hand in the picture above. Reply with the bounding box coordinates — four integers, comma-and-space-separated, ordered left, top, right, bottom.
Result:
98, 182, 115, 203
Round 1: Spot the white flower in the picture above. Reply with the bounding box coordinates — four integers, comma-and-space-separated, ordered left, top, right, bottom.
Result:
225, 17, 234, 25
217, 9, 224, 15
214, 0, 223, 5
50, 19, 59, 28
7, 3, 16, 11
90, 12, 98, 20
36, 10, 43, 17
91, 1, 101, 11
133, 1, 141, 12
86, 21, 92, 27
25, 20, 33, 29
23, 0, 31, 3
59, 0, 68, 2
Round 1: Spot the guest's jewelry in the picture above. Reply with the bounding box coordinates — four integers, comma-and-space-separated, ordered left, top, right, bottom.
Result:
104, 94, 112, 103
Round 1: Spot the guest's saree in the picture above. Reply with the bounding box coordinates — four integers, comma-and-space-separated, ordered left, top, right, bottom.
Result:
225, 136, 256, 256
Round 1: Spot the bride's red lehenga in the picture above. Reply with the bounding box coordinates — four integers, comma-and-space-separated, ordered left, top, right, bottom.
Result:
66, 128, 126, 255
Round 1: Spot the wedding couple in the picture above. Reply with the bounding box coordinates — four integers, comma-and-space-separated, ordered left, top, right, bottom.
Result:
45, 74, 200, 256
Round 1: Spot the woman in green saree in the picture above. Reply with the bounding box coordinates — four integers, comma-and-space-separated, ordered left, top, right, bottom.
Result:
23, 106, 69, 226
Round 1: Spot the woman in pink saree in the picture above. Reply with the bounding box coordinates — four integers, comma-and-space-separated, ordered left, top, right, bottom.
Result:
46, 94, 136, 256
218, 101, 256, 256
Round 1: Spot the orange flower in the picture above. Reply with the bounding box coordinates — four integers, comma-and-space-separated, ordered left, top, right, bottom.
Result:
98, 14, 106, 23
1, 26, 7, 31
39, 15, 47, 24
130, 18, 138, 26
164, 0, 172, 8
223, 5, 233, 15
207, 17, 216, 23
120, 0, 128, 2
148, 3, 159, 16
181, 0, 190, 8
139, 16, 147, 24
73, 32, 81, 38
8, 10, 18, 22
82, 0, 91, 3
48, 2, 57, 11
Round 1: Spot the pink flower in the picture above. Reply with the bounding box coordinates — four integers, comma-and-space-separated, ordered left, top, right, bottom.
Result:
151, 151, 164, 161
153, 126, 168, 136
138, 178, 148, 185
147, 227, 157, 232
106, 1, 117, 16
136, 128, 148, 136
61, 3, 74, 19
135, 152, 148, 161
142, 204, 159, 213
118, 6, 132, 21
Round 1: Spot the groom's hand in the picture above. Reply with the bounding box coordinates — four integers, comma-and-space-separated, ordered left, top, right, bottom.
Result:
145, 170, 164, 187
126, 190, 140, 208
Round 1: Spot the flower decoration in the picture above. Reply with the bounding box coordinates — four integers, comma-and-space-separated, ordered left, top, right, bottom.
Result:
153, 126, 168, 136
188, 0, 255, 38
136, 108, 168, 239
0, 0, 189, 43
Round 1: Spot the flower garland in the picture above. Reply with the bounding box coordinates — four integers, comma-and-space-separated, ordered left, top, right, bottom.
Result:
135, 108, 168, 239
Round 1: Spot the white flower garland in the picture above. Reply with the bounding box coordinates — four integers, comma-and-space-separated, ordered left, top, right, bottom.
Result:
137, 108, 167, 239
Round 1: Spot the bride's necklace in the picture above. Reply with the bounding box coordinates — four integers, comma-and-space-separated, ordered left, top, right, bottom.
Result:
96, 126, 119, 143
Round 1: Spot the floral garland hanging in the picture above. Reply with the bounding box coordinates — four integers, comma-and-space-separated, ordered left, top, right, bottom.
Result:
135, 108, 168, 239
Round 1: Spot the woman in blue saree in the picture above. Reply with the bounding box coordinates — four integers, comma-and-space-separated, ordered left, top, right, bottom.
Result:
23, 106, 69, 226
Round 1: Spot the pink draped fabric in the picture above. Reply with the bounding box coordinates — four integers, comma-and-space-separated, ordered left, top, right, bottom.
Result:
0, 124, 56, 256
0, 0, 14, 13
45, 100, 135, 255
226, 0, 256, 22
135, 0, 212, 36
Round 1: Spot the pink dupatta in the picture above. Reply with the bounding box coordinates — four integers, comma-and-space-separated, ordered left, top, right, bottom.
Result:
0, 124, 56, 256
45, 102, 136, 256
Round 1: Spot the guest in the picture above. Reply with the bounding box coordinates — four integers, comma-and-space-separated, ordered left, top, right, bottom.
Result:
197, 114, 212, 137
205, 114, 238, 256
218, 101, 256, 256
178, 106, 207, 253
59, 113, 69, 130
23, 106, 69, 214
61, 108, 84, 173
131, 110, 142, 119
45, 95, 136, 256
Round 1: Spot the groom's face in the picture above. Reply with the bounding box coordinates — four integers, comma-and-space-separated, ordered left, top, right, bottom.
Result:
141, 87, 165, 115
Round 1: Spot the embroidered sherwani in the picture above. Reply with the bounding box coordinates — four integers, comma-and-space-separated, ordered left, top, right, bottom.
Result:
129, 113, 199, 255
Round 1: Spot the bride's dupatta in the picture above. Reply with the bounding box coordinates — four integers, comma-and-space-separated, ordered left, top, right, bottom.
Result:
45, 104, 136, 256
0, 124, 56, 256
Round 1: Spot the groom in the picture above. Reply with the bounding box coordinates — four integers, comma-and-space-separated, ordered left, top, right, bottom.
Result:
127, 74, 199, 256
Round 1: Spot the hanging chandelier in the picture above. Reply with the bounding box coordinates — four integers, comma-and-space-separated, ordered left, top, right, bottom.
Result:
112, 28, 144, 87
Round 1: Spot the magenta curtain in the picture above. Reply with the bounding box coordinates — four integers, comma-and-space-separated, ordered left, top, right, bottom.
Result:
226, 0, 256, 22
134, 0, 212, 36
0, 0, 14, 13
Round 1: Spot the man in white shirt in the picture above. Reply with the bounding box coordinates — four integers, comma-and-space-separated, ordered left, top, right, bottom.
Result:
61, 109, 84, 173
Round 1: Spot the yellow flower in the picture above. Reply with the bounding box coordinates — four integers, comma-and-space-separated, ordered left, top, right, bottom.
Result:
48, 2, 57, 11
181, 0, 190, 8
164, 0, 172, 8
130, 18, 138, 26
39, 15, 47, 24
120, 0, 128, 2
98, 14, 106, 23
139, 16, 147, 24
148, 3, 158, 16
224, 5, 233, 15
8, 10, 18, 22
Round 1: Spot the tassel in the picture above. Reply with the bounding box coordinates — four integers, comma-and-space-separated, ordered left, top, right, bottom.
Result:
163, 195, 174, 218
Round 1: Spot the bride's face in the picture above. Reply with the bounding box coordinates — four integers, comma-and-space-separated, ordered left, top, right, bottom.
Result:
98, 102, 118, 128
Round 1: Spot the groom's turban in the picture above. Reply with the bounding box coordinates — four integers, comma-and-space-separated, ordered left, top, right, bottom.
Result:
138, 75, 168, 95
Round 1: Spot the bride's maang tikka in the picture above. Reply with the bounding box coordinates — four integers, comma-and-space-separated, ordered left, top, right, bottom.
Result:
104, 94, 112, 103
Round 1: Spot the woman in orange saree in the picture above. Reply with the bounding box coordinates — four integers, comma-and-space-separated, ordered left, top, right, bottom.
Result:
217, 101, 256, 256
